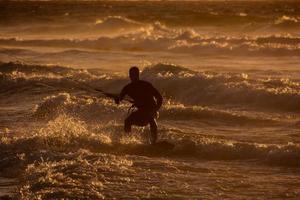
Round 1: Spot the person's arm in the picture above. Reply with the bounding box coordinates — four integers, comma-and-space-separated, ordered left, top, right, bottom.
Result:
152, 86, 163, 111
114, 85, 127, 104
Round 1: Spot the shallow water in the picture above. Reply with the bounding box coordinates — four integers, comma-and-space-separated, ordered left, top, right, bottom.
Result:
0, 177, 17, 198
0, 0, 300, 199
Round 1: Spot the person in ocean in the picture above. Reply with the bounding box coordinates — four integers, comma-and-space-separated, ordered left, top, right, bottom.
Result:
114, 66, 163, 144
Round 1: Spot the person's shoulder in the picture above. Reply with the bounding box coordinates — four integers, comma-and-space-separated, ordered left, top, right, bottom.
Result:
139, 80, 153, 86
122, 82, 132, 91
125, 82, 133, 87
140, 80, 155, 90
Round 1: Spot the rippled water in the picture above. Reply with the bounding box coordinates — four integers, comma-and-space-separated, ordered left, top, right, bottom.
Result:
0, 1, 300, 199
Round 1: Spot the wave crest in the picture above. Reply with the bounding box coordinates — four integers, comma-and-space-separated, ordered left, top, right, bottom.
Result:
274, 15, 300, 28
1, 30, 300, 57
2, 62, 300, 113
141, 63, 300, 112
94, 16, 144, 31
1, 117, 300, 168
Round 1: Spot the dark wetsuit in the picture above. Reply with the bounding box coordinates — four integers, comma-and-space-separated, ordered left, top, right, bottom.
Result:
119, 80, 163, 137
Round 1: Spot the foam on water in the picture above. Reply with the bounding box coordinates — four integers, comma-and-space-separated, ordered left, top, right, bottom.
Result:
19, 150, 133, 199
142, 64, 300, 112
1, 31, 300, 57
32, 92, 280, 127
1, 62, 300, 113
94, 16, 145, 32
1, 114, 299, 168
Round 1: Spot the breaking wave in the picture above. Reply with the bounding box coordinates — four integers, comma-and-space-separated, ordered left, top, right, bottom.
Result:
31, 92, 278, 126
141, 64, 300, 112
1, 26, 300, 57
12, 139, 300, 199
274, 15, 300, 28
1, 114, 300, 170
1, 62, 300, 112
94, 16, 144, 31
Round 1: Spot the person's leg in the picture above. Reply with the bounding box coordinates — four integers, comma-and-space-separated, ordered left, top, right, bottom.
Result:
149, 118, 157, 144
125, 110, 157, 143
124, 110, 145, 133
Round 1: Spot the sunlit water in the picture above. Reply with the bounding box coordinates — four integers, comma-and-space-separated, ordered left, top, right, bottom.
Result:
0, 1, 300, 199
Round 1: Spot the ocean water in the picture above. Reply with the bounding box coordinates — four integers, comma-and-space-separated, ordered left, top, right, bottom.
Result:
0, 1, 300, 199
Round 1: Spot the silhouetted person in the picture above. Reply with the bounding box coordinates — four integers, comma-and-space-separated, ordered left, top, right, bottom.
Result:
114, 66, 163, 144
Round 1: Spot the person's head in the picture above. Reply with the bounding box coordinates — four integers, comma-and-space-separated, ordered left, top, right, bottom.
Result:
129, 66, 139, 82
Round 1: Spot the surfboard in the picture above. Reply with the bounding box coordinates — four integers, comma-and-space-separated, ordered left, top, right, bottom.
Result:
121, 140, 175, 156
151, 140, 175, 151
